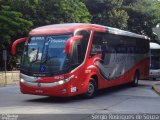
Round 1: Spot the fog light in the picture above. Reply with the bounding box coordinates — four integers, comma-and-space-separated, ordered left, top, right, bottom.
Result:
62, 89, 67, 93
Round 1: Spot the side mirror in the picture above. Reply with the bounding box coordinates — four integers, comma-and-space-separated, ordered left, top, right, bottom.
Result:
65, 35, 83, 54
12, 37, 28, 55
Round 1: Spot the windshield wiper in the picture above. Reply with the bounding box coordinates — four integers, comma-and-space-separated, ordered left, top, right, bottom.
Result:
28, 48, 39, 73
32, 48, 39, 63
42, 48, 48, 64
41, 41, 50, 64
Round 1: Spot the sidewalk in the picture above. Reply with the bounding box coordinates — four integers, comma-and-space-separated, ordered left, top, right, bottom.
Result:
152, 84, 160, 95
151, 78, 160, 95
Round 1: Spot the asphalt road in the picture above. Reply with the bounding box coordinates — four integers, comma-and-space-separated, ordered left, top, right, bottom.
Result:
0, 80, 160, 120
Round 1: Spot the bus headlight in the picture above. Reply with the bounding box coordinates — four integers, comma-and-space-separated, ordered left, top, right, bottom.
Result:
58, 80, 65, 85
58, 75, 75, 85
65, 75, 74, 82
21, 78, 24, 83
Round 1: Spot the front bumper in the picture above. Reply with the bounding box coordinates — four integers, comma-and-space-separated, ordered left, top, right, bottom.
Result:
20, 74, 75, 97
20, 81, 70, 97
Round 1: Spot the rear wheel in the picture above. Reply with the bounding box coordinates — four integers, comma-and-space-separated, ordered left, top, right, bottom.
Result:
131, 73, 139, 87
153, 78, 156, 81
84, 78, 97, 98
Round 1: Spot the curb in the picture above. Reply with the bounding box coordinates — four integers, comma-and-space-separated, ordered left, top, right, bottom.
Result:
152, 85, 160, 95
0, 83, 18, 87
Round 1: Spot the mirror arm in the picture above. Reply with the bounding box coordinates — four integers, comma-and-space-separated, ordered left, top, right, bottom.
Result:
12, 37, 28, 55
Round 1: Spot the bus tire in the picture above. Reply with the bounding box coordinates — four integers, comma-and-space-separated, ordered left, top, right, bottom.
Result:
84, 78, 97, 98
131, 72, 139, 87
153, 78, 156, 81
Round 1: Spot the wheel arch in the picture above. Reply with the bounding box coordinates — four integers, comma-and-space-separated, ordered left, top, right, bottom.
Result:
83, 74, 98, 98
82, 72, 99, 94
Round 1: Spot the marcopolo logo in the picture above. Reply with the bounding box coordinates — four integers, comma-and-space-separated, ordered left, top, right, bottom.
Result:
47, 37, 66, 43
50, 39, 66, 43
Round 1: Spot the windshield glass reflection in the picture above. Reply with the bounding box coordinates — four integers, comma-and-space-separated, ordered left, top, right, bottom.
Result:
21, 34, 72, 76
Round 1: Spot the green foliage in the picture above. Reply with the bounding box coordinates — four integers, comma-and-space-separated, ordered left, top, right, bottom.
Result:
0, 1, 33, 70
7, 0, 90, 26
0, 5, 33, 48
84, 0, 129, 29
124, 0, 160, 37
84, 0, 160, 38
58, 0, 91, 23
0, 0, 90, 70
107, 9, 129, 29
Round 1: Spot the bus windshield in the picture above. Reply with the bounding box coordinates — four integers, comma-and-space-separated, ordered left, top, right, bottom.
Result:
21, 34, 72, 76
150, 49, 160, 70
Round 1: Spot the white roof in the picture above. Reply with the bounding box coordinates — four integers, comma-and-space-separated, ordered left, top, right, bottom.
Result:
105, 26, 149, 39
150, 42, 160, 49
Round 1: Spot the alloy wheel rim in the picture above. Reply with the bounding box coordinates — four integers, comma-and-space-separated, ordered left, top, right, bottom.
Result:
135, 76, 138, 84
88, 83, 94, 95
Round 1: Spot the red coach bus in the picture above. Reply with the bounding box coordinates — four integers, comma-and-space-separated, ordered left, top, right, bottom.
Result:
12, 23, 150, 98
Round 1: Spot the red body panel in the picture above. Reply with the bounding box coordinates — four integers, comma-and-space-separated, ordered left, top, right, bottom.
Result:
20, 56, 149, 97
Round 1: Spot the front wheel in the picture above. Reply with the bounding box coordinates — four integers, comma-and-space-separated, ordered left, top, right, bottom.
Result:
153, 78, 157, 81
84, 78, 97, 98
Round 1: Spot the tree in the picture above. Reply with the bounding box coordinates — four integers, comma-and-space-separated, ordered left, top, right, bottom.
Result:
0, 6, 32, 48
84, 0, 160, 39
8, 0, 91, 27
0, 0, 91, 70
123, 0, 160, 38
84, 0, 129, 29
54, 0, 91, 23
152, 23, 160, 42
107, 9, 129, 29
0, 4, 33, 70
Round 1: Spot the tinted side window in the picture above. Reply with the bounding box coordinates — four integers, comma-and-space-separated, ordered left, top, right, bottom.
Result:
90, 32, 103, 57
71, 42, 80, 64
103, 34, 121, 54
75, 30, 90, 62
103, 34, 149, 54
136, 38, 149, 54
